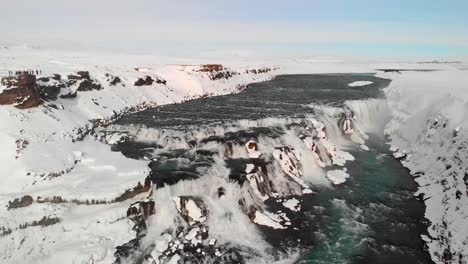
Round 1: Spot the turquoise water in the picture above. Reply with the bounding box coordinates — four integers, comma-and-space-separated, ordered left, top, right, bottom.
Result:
300, 135, 432, 264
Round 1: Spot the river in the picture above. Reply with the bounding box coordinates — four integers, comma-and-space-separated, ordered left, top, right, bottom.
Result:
107, 74, 432, 264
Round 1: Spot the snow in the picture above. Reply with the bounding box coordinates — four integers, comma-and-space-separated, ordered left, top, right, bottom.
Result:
393, 151, 406, 159
253, 211, 286, 230
282, 198, 301, 212
326, 169, 350, 185
0, 48, 276, 264
348, 81, 373, 87
2, 46, 468, 264
272, 148, 302, 178
154, 234, 172, 253
360, 144, 370, 151
167, 254, 181, 264
185, 199, 206, 224
382, 69, 468, 263
0, 201, 137, 264
246, 140, 262, 159
245, 163, 255, 173
185, 227, 200, 240
333, 150, 355, 166
208, 238, 217, 246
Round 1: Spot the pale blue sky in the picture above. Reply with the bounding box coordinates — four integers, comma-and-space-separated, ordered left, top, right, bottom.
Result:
1, 0, 467, 58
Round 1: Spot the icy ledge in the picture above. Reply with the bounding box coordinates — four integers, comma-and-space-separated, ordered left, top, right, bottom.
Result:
382, 70, 468, 264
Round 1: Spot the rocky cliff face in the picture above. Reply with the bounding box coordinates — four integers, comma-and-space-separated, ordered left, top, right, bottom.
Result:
0, 74, 43, 109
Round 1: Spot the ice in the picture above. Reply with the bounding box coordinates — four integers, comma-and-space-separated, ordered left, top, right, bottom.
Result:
253, 211, 286, 230
282, 198, 301, 212
348, 81, 373, 87
326, 169, 350, 185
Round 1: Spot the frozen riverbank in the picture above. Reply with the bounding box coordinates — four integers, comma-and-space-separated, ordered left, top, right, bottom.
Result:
382, 70, 468, 263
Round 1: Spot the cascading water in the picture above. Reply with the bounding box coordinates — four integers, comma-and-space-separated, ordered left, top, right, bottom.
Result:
102, 74, 432, 264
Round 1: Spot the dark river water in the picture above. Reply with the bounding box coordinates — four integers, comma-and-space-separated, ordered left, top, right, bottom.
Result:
112, 74, 432, 264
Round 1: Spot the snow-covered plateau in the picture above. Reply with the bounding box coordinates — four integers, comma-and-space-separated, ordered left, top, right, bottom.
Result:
0, 46, 467, 263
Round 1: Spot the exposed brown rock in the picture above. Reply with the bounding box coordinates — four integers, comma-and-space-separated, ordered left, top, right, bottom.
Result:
247, 142, 257, 151
0, 74, 43, 109
198, 64, 224, 73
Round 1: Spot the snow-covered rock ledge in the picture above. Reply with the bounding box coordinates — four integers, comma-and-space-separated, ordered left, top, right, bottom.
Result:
0, 64, 276, 199
0, 50, 277, 263
382, 70, 468, 264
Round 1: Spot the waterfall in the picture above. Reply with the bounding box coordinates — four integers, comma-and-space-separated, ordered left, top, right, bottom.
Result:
104, 96, 394, 263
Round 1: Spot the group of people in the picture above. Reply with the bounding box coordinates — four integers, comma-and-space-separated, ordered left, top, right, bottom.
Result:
6, 70, 42, 76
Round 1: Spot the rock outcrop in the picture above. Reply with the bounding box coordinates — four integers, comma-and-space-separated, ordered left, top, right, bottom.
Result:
7, 195, 34, 209
67, 71, 102, 92
134, 76, 167, 86
36, 74, 65, 101
0, 74, 43, 109
338, 111, 355, 134
105, 73, 122, 86
197, 64, 224, 73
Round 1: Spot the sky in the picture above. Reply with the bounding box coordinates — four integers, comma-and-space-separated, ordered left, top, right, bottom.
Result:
1, 0, 468, 59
